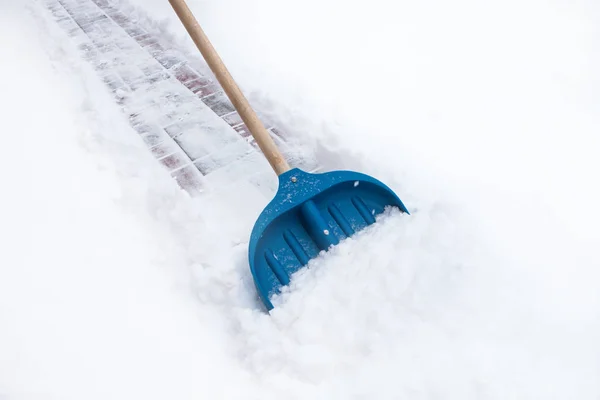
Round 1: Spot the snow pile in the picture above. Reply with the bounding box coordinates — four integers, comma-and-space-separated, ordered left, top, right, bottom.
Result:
1, 0, 599, 399
233, 202, 599, 398
0, 3, 256, 399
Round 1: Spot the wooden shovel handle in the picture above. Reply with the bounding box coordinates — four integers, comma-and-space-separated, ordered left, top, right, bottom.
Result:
168, 0, 291, 176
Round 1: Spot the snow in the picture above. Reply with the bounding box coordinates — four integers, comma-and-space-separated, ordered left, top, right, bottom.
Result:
0, 3, 256, 399
134, 0, 600, 237
1, 0, 600, 399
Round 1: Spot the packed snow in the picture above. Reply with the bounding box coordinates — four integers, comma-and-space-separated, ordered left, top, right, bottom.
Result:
1, 0, 599, 399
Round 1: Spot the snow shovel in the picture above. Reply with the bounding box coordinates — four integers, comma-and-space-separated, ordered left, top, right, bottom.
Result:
169, 0, 409, 310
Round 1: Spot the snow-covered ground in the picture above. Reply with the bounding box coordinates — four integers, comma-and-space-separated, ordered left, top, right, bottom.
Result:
0, 2, 261, 398
1, 0, 599, 399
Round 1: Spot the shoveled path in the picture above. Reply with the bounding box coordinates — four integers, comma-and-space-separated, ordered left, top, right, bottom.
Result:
44, 0, 318, 198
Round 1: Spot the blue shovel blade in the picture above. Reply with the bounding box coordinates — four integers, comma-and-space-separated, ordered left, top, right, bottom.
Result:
248, 168, 409, 310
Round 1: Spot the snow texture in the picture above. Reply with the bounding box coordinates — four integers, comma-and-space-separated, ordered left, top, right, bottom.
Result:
1, 0, 600, 399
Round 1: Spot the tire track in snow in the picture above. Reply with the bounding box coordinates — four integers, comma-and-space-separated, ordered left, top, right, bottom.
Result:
43, 0, 319, 198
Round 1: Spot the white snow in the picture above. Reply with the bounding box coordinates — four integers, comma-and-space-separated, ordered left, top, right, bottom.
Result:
0, 3, 257, 399
1, 0, 600, 399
